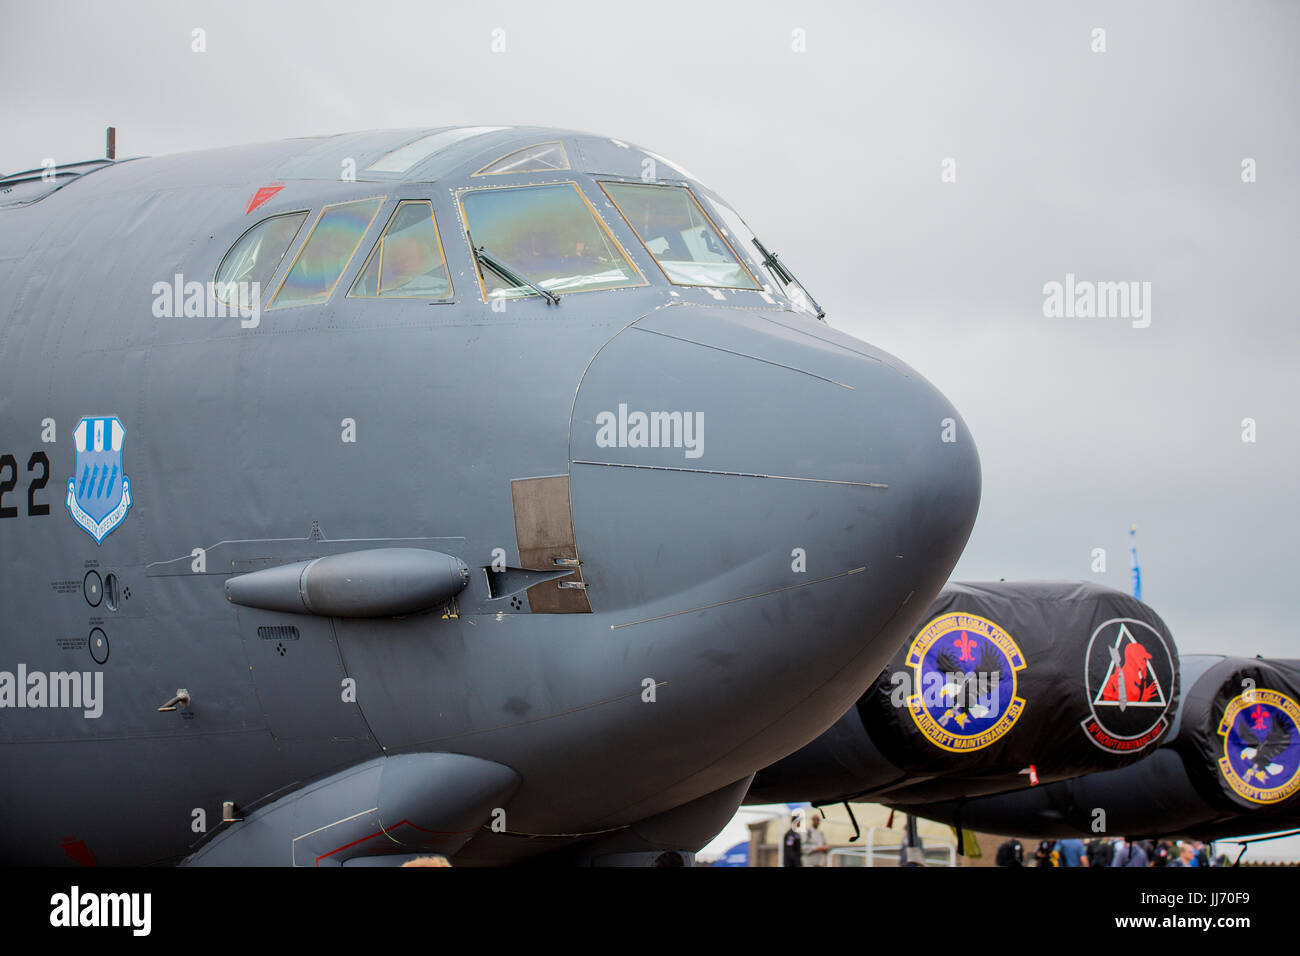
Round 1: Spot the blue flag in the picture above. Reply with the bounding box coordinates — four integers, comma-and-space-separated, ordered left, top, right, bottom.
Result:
1129, 524, 1142, 601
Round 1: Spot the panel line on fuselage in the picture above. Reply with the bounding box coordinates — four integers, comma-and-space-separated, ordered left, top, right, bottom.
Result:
631, 326, 856, 390
607, 565, 867, 631
569, 460, 888, 489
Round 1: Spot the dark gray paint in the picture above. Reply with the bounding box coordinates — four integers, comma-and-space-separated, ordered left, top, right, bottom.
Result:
0, 127, 980, 865
225, 547, 470, 618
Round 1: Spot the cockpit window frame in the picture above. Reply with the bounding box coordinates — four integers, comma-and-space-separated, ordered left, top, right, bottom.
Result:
266, 196, 386, 311
364, 128, 507, 175
597, 180, 763, 292
346, 199, 454, 301
212, 209, 311, 308
455, 180, 649, 303
471, 141, 572, 177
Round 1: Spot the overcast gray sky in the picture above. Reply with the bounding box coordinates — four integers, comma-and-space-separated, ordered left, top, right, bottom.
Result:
4, 0, 1297, 658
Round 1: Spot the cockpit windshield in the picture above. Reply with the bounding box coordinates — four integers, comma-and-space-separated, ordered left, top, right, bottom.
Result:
705, 198, 824, 319
600, 182, 760, 290
460, 183, 644, 299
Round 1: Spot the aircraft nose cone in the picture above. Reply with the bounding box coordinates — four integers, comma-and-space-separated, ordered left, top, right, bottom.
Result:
565, 305, 980, 812
569, 306, 980, 620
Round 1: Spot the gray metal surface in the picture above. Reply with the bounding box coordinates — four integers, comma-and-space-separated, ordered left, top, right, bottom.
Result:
225, 548, 469, 617
0, 126, 980, 865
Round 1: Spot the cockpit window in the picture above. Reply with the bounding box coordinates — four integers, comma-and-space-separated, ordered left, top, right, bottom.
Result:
269, 197, 384, 310
365, 127, 507, 174
706, 198, 823, 318
599, 182, 760, 290
214, 212, 307, 309
473, 142, 570, 176
349, 201, 452, 299
460, 183, 645, 299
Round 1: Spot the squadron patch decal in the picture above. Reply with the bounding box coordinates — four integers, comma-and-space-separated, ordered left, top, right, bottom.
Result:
905, 612, 1027, 753
1217, 690, 1300, 805
1081, 618, 1175, 753
66, 417, 132, 544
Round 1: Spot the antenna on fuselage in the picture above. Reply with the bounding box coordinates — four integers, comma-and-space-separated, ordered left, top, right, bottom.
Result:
106, 127, 116, 161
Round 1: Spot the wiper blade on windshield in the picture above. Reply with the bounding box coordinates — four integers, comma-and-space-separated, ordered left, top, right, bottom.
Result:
752, 237, 824, 320
468, 231, 559, 305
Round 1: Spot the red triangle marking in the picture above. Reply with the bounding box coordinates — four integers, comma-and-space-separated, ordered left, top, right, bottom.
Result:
246, 183, 285, 215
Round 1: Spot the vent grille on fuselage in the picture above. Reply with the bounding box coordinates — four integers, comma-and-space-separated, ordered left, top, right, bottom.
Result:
257, 625, 300, 641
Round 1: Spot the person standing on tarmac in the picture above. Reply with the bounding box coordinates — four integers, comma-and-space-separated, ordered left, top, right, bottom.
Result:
995, 839, 1024, 867
801, 811, 830, 867
1058, 837, 1089, 867
1114, 837, 1150, 867
1086, 838, 1114, 867
782, 813, 803, 867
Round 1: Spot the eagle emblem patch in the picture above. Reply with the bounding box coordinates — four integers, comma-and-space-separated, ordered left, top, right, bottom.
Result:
1217, 690, 1300, 805
905, 612, 1027, 753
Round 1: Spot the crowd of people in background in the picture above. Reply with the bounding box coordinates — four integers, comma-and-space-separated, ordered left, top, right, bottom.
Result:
996, 836, 1226, 867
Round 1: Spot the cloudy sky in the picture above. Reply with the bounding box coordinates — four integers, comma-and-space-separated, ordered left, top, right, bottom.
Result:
3, 0, 1297, 660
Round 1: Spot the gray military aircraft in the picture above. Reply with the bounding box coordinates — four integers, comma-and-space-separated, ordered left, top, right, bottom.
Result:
0, 126, 980, 865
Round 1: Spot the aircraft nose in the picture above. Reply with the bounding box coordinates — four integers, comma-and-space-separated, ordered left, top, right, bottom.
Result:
564, 305, 979, 808
568, 306, 980, 626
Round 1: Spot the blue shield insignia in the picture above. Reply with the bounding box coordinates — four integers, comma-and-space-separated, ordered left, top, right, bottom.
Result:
66, 416, 132, 543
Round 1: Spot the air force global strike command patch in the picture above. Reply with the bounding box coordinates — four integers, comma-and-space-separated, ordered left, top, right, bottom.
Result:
1217, 690, 1300, 805
1081, 618, 1176, 754
66, 417, 132, 544
905, 612, 1027, 753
